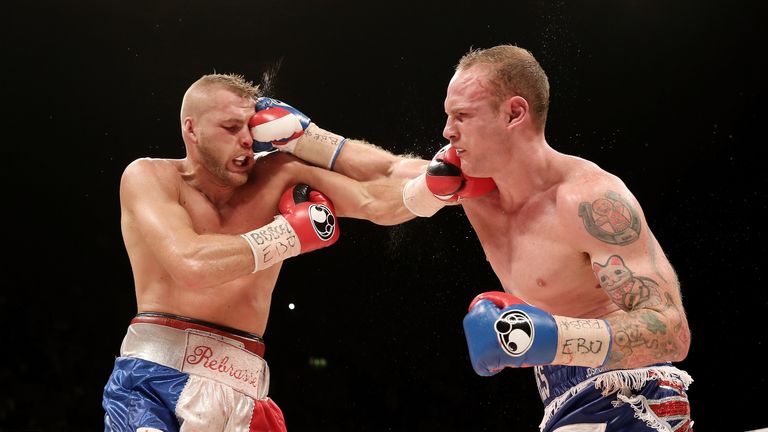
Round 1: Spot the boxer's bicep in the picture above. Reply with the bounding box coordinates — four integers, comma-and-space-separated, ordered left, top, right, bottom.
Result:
570, 185, 679, 313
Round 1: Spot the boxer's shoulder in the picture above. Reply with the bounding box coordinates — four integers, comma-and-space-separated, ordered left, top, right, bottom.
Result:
123, 157, 183, 182
557, 165, 631, 212
120, 158, 186, 201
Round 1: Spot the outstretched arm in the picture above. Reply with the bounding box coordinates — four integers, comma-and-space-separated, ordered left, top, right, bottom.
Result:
277, 155, 418, 226
250, 97, 427, 181
250, 99, 496, 218
330, 137, 428, 183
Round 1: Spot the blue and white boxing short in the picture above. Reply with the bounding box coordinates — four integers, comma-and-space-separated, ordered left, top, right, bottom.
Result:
535, 364, 693, 432
103, 312, 286, 432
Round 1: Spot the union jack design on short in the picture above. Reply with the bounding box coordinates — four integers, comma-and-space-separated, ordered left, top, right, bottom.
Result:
617, 371, 693, 432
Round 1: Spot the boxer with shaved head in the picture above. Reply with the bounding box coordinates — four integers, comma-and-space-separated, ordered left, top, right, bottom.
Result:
102, 73, 424, 431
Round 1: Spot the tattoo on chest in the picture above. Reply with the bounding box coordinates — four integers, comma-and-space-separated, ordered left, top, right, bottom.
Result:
578, 191, 640, 245
592, 255, 662, 311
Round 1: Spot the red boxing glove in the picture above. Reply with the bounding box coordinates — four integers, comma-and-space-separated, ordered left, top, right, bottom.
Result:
468, 291, 527, 311
279, 184, 339, 253
241, 184, 339, 272
425, 144, 496, 201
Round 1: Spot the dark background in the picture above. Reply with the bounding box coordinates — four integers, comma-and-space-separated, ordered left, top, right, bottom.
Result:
3, 0, 767, 430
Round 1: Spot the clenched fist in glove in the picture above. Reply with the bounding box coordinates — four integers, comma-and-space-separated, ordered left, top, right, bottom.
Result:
403, 144, 496, 217
425, 144, 497, 201
463, 291, 612, 376
250, 98, 346, 170
241, 184, 339, 272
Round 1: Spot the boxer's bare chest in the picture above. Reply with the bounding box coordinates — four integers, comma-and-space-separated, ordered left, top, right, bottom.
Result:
179, 178, 283, 236
157, 176, 288, 332
464, 191, 605, 316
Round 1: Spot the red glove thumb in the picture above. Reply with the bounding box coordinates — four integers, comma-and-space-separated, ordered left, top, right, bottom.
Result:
468, 291, 527, 312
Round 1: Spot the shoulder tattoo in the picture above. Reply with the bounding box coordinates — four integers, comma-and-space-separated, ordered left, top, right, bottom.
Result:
578, 190, 641, 245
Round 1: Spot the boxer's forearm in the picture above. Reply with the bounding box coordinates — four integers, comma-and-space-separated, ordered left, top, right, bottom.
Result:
603, 307, 690, 369
167, 234, 261, 289
331, 138, 427, 182
319, 175, 417, 225
250, 98, 427, 177
357, 178, 419, 225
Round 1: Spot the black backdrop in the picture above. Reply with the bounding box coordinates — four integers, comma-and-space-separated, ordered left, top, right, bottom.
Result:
3, 0, 767, 430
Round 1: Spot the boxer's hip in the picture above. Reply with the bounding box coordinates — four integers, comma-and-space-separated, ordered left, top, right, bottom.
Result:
120, 312, 270, 400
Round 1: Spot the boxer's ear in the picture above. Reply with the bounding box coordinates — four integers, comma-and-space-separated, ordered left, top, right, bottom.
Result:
502, 96, 528, 129
183, 118, 197, 142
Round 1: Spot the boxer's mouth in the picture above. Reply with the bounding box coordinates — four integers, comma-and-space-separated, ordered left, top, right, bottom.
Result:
234, 156, 250, 167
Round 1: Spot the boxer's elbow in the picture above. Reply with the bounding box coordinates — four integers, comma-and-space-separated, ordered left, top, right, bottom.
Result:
169, 260, 208, 290
663, 309, 691, 362
166, 249, 219, 290
673, 315, 692, 362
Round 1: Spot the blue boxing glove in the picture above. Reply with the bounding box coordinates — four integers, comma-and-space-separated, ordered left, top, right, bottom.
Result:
463, 291, 612, 376
249, 97, 346, 170
463, 292, 558, 376
250, 97, 312, 152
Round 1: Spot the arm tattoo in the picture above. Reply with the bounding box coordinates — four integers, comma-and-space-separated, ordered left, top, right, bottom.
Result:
592, 255, 663, 311
579, 191, 640, 245
594, 256, 688, 367
607, 311, 679, 366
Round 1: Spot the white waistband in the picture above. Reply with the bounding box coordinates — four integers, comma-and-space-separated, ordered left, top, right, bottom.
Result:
121, 322, 270, 400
